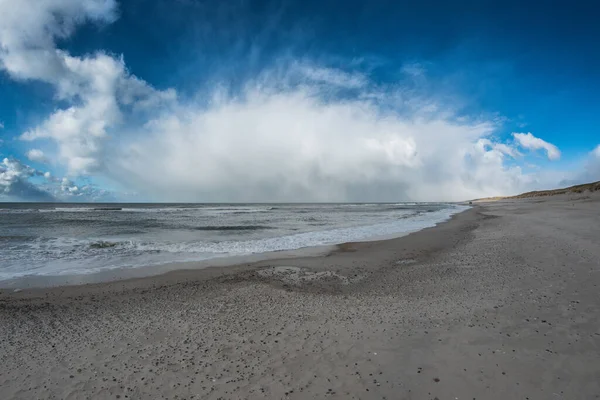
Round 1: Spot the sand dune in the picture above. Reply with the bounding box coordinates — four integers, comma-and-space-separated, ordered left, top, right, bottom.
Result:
473, 180, 600, 202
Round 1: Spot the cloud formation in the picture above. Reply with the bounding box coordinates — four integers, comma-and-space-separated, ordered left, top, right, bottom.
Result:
580, 145, 600, 183
0, 0, 585, 202
513, 132, 561, 160
26, 149, 47, 163
557, 145, 600, 187
0, 158, 55, 201
113, 84, 535, 202
298, 65, 368, 89
0, 0, 175, 175
0, 157, 114, 201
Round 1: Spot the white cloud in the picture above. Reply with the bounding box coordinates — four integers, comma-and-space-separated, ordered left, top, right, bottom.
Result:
401, 62, 426, 77
0, 0, 175, 175
556, 145, 600, 187
0, 0, 117, 82
513, 132, 561, 160
298, 65, 367, 89
488, 142, 521, 158
580, 145, 600, 183
110, 84, 535, 202
0, 157, 54, 200
26, 148, 47, 163
0, 156, 114, 201
61, 177, 79, 193
0, 121, 4, 129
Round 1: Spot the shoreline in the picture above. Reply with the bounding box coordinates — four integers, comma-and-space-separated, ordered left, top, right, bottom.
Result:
0, 205, 472, 294
2, 195, 599, 399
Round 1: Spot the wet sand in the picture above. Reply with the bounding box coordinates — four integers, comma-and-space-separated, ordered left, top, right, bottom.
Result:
1, 195, 599, 399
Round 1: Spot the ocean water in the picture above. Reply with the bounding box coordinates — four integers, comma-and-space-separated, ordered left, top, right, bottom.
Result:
0, 203, 468, 280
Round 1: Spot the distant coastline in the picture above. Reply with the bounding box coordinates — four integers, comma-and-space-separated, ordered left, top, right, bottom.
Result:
472, 180, 600, 202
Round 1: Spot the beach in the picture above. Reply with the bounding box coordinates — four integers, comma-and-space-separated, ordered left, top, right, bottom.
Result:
1, 194, 599, 399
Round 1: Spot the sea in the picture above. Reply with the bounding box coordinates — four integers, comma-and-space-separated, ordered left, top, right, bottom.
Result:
0, 202, 468, 281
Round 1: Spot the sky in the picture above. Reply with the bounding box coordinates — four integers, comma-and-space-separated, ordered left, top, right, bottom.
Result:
0, 0, 599, 202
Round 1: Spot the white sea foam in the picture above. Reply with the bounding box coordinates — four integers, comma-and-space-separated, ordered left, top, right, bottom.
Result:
47, 207, 96, 212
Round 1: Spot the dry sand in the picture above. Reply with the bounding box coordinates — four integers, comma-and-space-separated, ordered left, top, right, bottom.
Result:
1, 195, 599, 399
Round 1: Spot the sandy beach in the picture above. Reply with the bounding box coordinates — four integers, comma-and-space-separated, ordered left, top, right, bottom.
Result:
1, 194, 599, 400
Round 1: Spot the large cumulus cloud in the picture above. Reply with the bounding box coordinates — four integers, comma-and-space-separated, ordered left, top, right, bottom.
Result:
114, 82, 534, 202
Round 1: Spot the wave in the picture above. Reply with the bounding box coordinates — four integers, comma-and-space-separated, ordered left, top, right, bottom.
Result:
202, 207, 271, 214
0, 208, 40, 214
120, 207, 193, 213
50, 207, 95, 212
121, 206, 468, 255
192, 225, 273, 231
0, 235, 38, 242
89, 241, 119, 249
99, 206, 272, 214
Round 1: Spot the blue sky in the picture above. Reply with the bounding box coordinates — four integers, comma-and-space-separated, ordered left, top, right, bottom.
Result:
0, 0, 599, 202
